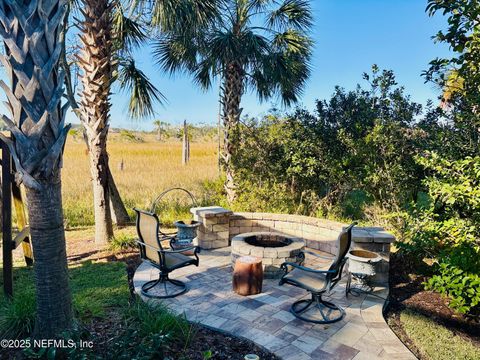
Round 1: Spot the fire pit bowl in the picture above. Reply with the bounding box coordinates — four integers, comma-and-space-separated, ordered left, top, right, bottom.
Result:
347, 249, 382, 276
231, 232, 304, 278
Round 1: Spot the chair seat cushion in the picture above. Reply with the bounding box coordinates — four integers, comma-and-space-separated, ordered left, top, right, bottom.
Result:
164, 252, 195, 270
283, 268, 327, 292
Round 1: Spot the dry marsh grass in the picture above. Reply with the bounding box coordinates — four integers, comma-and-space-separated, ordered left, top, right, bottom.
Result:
62, 133, 219, 227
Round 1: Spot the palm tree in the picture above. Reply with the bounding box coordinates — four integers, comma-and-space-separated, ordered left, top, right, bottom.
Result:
74, 0, 162, 244
153, 119, 170, 141
0, 0, 73, 337
154, 0, 313, 202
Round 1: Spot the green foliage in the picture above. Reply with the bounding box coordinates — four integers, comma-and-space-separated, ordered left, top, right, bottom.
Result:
424, 0, 480, 156
154, 0, 313, 105
399, 309, 480, 360
1, 261, 199, 359
119, 129, 144, 143
109, 301, 196, 359
400, 154, 480, 315
426, 264, 480, 316
0, 261, 129, 339
0, 267, 36, 339
109, 234, 137, 252
233, 66, 446, 219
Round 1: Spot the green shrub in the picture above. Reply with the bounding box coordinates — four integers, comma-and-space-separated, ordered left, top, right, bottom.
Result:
426, 263, 480, 315
400, 154, 480, 316
109, 234, 137, 251
0, 274, 36, 339
109, 301, 196, 359
119, 129, 144, 143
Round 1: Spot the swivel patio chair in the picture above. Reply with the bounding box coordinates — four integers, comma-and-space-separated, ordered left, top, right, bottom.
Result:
279, 223, 356, 324
134, 208, 200, 299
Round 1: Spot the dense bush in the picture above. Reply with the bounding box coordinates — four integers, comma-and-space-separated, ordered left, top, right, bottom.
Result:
400, 154, 480, 315
232, 66, 451, 220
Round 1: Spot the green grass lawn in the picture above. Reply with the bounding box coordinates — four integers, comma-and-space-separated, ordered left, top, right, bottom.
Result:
400, 309, 480, 360
0, 259, 196, 359
0, 261, 130, 339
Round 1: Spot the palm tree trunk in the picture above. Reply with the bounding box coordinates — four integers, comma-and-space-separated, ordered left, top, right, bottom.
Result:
0, 0, 73, 337
26, 182, 72, 337
77, 0, 115, 244
88, 139, 114, 243
108, 168, 130, 226
221, 61, 244, 203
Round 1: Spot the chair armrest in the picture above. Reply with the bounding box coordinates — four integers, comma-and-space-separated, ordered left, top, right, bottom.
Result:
302, 250, 335, 260
281, 261, 336, 275
162, 246, 200, 255
136, 240, 161, 253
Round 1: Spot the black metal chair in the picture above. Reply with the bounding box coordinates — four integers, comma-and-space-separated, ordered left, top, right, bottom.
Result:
134, 208, 200, 299
279, 223, 356, 324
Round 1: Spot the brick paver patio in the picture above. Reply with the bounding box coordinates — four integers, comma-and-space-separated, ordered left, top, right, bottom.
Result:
133, 247, 416, 360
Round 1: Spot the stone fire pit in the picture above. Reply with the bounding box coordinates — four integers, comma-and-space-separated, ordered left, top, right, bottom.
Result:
231, 232, 305, 278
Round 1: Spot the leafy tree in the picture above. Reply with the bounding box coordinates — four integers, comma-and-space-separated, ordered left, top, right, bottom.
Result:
0, 0, 73, 336
154, 0, 313, 202
424, 0, 480, 154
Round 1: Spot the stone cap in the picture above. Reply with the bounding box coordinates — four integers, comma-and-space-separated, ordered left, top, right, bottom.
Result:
190, 206, 233, 218
352, 227, 395, 244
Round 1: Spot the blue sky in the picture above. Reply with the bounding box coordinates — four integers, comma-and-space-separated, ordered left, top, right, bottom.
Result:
77, 0, 450, 130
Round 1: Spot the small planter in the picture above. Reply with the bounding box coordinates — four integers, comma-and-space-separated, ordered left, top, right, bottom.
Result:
172, 220, 200, 252
347, 249, 382, 276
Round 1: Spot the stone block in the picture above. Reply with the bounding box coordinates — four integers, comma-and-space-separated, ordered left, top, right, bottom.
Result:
254, 219, 273, 228
203, 217, 219, 226
250, 247, 264, 257
239, 226, 253, 233
229, 226, 240, 235
213, 224, 229, 232
212, 240, 228, 248
372, 230, 395, 244
352, 229, 374, 243
191, 206, 233, 218
217, 231, 229, 240
234, 219, 252, 227
216, 216, 230, 224
200, 241, 214, 249
263, 248, 278, 257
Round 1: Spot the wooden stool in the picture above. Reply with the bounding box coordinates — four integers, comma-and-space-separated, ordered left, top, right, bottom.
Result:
233, 256, 263, 296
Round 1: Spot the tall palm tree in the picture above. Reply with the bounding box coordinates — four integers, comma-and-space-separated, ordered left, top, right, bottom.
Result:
0, 0, 73, 337
154, 0, 313, 202
75, 0, 162, 244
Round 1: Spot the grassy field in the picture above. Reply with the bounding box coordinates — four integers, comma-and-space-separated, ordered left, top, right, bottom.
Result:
62, 133, 219, 227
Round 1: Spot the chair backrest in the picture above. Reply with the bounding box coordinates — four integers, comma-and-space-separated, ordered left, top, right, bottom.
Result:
134, 209, 163, 262
327, 223, 356, 285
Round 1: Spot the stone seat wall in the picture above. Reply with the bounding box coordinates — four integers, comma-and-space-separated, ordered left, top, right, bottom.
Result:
191, 206, 395, 285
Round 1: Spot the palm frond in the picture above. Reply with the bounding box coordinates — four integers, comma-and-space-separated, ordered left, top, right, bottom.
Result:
268, 0, 312, 31
112, 3, 147, 52
152, 34, 198, 74
151, 0, 219, 31
193, 58, 217, 90
272, 29, 312, 55
118, 58, 166, 119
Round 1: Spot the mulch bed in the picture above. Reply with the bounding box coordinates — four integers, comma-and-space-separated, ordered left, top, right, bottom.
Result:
385, 252, 480, 358
163, 326, 279, 360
